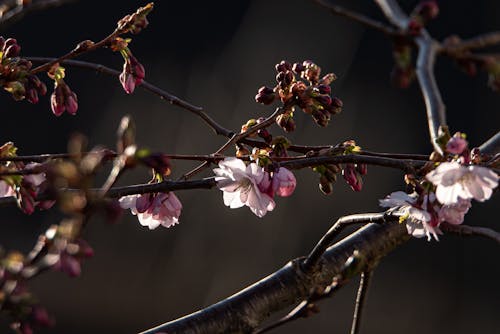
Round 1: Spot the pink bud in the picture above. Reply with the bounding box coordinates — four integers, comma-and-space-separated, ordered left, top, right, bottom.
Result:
51, 85, 65, 116
65, 93, 78, 115
272, 167, 296, 197
446, 133, 468, 155
342, 164, 363, 192
119, 70, 136, 94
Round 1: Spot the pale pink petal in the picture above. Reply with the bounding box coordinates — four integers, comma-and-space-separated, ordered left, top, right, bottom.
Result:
118, 195, 138, 210
223, 191, 245, 208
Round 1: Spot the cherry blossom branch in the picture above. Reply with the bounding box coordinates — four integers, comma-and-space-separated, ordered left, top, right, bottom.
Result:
26, 57, 232, 136
181, 107, 285, 180
140, 220, 410, 334
374, 0, 447, 155
0, 0, 76, 29
440, 223, 500, 245
28, 3, 156, 75
312, 0, 399, 37
279, 154, 427, 173
303, 213, 388, 271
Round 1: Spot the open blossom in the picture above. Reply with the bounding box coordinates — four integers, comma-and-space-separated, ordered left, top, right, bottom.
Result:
426, 161, 499, 205
119, 192, 182, 229
379, 191, 441, 241
213, 157, 275, 218
438, 198, 471, 225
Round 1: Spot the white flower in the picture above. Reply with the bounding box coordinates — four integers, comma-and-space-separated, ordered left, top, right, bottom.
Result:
119, 192, 182, 229
426, 162, 499, 205
213, 157, 275, 217
379, 191, 441, 241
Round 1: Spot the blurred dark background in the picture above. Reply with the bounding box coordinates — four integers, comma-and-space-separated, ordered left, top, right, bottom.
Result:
1, 0, 499, 333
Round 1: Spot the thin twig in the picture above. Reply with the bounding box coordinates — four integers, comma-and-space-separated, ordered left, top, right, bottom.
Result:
450, 31, 500, 51
374, 0, 447, 155
350, 271, 373, 334
279, 154, 427, 173
181, 107, 285, 180
0, 0, 76, 29
440, 223, 500, 245
303, 213, 389, 271
312, 0, 399, 36
27, 57, 232, 136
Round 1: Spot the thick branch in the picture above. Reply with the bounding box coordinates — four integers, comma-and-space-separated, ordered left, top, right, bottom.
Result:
140, 220, 409, 334
479, 131, 500, 157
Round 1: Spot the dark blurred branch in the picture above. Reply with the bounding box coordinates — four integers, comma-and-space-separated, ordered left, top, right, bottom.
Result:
441, 223, 500, 245
374, 0, 446, 155
140, 220, 409, 334
448, 32, 500, 51
312, 0, 399, 36
479, 131, 500, 156
350, 271, 373, 334
0, 0, 76, 29
27, 57, 232, 137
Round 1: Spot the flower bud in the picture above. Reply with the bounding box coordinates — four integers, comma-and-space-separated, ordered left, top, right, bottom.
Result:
255, 86, 276, 105
415, 1, 439, 21
319, 175, 333, 195
275, 60, 292, 72
292, 62, 305, 73
276, 112, 296, 132
319, 73, 337, 85
446, 132, 468, 155
316, 84, 331, 95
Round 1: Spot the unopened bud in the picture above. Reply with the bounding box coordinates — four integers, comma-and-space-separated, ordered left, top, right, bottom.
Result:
275, 60, 292, 72
255, 86, 276, 105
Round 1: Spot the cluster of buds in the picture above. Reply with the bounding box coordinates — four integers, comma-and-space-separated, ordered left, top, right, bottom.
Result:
391, 38, 415, 88
241, 118, 272, 144
314, 164, 341, 195
117, 2, 153, 34
0, 37, 47, 103
0, 143, 54, 214
47, 64, 78, 116
255, 60, 343, 130
407, 1, 439, 35
0, 250, 55, 333
111, 38, 145, 94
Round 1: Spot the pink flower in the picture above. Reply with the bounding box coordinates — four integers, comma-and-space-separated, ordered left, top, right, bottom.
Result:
426, 161, 498, 205
379, 191, 441, 241
213, 158, 275, 217
438, 198, 471, 225
119, 192, 182, 229
446, 133, 468, 155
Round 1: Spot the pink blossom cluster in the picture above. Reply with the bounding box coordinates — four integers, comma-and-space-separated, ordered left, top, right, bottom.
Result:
213, 158, 296, 217
380, 134, 498, 241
